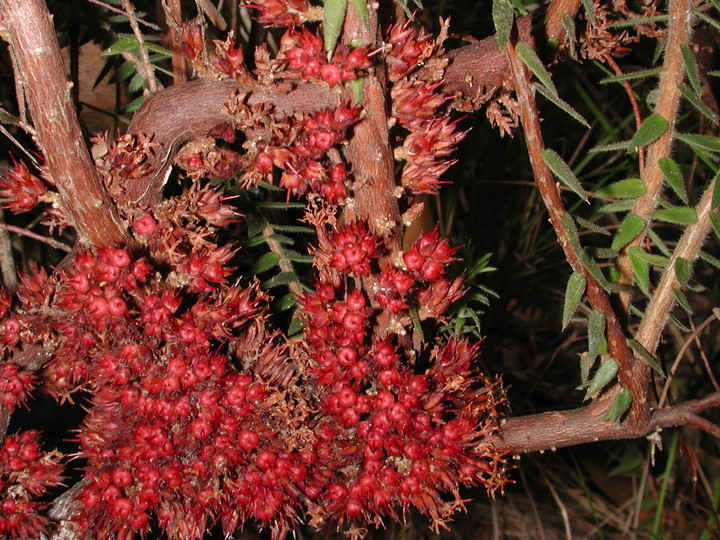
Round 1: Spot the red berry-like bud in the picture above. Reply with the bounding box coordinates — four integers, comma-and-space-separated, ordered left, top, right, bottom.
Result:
191, 419, 212, 440
237, 430, 259, 451
132, 214, 157, 235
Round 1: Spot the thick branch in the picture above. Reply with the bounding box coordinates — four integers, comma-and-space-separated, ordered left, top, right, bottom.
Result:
340, 6, 402, 247
506, 36, 650, 427
2, 0, 129, 247
122, 79, 337, 207
488, 392, 720, 454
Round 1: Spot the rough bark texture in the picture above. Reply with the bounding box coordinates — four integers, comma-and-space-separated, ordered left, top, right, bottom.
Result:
2, 0, 129, 247
488, 392, 720, 454
123, 79, 337, 206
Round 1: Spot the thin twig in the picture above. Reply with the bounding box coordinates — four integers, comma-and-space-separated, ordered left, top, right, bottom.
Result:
506, 34, 649, 427
121, 0, 161, 93
616, 0, 693, 310
261, 224, 303, 296
635, 177, 718, 356
86, 0, 162, 30
683, 412, 720, 438
0, 210, 18, 291
162, 0, 187, 83
604, 55, 645, 175
540, 469, 572, 539
658, 309, 720, 408
0, 223, 72, 252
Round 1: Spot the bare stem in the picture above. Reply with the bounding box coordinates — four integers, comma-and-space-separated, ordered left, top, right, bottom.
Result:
1, 0, 129, 247
506, 36, 650, 427
121, 0, 161, 93
487, 392, 720, 454
636, 179, 718, 355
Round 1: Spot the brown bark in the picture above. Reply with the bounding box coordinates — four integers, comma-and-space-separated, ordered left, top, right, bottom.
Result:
506, 37, 650, 428
122, 79, 337, 207
2, 0, 129, 247
488, 392, 720, 454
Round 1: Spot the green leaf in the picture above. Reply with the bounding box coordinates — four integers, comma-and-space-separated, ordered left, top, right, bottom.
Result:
516, 43, 557, 95
576, 216, 612, 235
580, 251, 617, 292
650, 206, 698, 224
604, 388, 633, 422
255, 201, 306, 209
674, 256, 693, 287
581, 0, 596, 24
599, 199, 636, 213
272, 224, 315, 234
122, 95, 145, 114
585, 357, 619, 400
349, 0, 368, 25
590, 140, 631, 153
676, 133, 720, 153
711, 212, 720, 239
493, 0, 515, 48
350, 77, 365, 104
612, 214, 645, 250
542, 149, 588, 202
609, 14, 668, 28
693, 9, 720, 34
0, 106, 19, 125
627, 246, 670, 267
561, 14, 577, 57
102, 36, 141, 56
562, 212, 583, 257
263, 271, 300, 289
699, 249, 720, 269
562, 272, 586, 329
628, 247, 650, 294
713, 174, 720, 210
252, 252, 281, 274
579, 352, 595, 386
628, 339, 665, 376
679, 84, 719, 125
658, 157, 688, 204
628, 114, 668, 153
595, 178, 647, 198
128, 71, 147, 94
673, 287, 693, 313
599, 67, 663, 84
323, 0, 348, 52
275, 292, 298, 311
647, 228, 672, 257
534, 84, 590, 127
680, 43, 703, 96
587, 309, 605, 361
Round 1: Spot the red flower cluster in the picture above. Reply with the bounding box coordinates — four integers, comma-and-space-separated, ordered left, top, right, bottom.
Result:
0, 158, 49, 213
0, 363, 35, 411
386, 22, 467, 194
328, 222, 380, 276
0, 431, 64, 540
244, 0, 315, 27
279, 28, 371, 87
295, 221, 508, 530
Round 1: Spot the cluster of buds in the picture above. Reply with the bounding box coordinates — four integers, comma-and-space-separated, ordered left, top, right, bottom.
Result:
238, 104, 361, 201
0, 364, 35, 411
243, 0, 319, 27
0, 158, 50, 214
295, 220, 508, 531
0, 431, 64, 540
386, 21, 468, 194
278, 28, 372, 87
